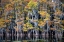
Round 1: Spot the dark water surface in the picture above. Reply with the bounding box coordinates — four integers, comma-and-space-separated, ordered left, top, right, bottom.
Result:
0, 34, 63, 42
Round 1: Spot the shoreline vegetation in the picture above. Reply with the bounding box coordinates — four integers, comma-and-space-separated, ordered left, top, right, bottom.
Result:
0, 0, 64, 42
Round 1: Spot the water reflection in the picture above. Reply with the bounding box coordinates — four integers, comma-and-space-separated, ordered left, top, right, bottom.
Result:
0, 34, 63, 42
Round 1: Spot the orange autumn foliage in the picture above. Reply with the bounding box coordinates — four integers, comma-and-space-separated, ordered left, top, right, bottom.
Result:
5, 20, 11, 23
5, 4, 13, 11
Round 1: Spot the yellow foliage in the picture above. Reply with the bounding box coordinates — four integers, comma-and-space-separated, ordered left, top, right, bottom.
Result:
23, 27, 28, 32
44, 13, 50, 21
0, 18, 5, 27
38, 21, 45, 26
39, 0, 47, 3
28, 27, 33, 29
5, 4, 13, 8
55, 9, 62, 15
39, 11, 47, 17
0, 22, 5, 27
0, 18, 4, 22
27, 0, 38, 9
24, 24, 26, 27
26, 22, 33, 27
5, 4, 13, 11
35, 28, 39, 30
23, 22, 33, 31
46, 13, 50, 18
26, 17, 29, 20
